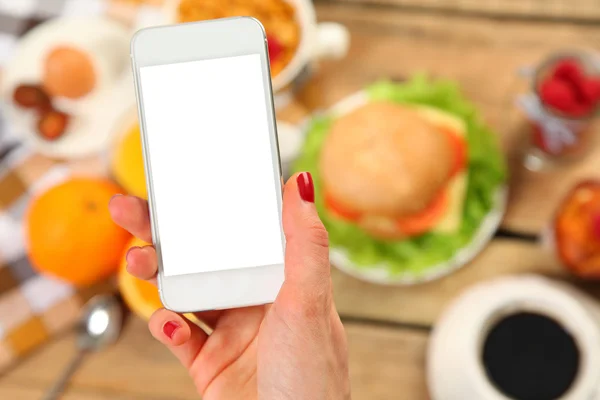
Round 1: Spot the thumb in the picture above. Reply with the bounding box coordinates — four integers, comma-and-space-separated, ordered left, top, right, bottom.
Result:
281, 172, 331, 295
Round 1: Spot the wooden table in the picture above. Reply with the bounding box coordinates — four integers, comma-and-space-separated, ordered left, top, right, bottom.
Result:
2, 1, 600, 399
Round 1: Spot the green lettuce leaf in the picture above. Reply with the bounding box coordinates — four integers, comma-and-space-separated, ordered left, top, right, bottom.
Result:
292, 76, 507, 275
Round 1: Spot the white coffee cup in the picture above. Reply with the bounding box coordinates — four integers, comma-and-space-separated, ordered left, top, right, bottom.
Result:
150, 0, 350, 108
427, 275, 600, 400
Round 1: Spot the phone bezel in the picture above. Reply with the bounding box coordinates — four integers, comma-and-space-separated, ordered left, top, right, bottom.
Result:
130, 17, 285, 313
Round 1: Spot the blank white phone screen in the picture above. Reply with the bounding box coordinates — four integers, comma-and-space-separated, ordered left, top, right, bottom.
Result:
138, 54, 284, 277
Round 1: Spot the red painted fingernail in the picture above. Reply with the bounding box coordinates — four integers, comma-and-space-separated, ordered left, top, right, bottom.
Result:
163, 321, 180, 339
125, 246, 141, 264
297, 172, 314, 203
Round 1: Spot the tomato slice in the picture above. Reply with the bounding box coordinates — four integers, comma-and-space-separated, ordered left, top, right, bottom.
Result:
441, 128, 467, 178
324, 191, 361, 222
266, 34, 283, 63
396, 189, 449, 236
325, 188, 449, 236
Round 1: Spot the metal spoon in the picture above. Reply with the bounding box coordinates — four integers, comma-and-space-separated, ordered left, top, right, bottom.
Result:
43, 294, 126, 400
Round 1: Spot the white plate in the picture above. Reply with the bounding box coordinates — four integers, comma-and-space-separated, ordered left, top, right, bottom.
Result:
331, 188, 507, 286
297, 90, 508, 285
1, 17, 135, 158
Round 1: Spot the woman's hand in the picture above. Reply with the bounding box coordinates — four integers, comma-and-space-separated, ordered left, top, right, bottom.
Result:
108, 172, 351, 400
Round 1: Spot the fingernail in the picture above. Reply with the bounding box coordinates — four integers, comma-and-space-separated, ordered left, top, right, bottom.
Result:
109, 194, 123, 205
125, 246, 141, 264
163, 321, 180, 339
297, 172, 314, 203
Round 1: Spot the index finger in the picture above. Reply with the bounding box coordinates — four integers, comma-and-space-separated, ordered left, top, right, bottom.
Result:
108, 195, 153, 243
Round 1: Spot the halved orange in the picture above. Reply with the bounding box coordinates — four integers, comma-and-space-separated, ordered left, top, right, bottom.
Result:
111, 120, 148, 199
118, 237, 162, 321
118, 237, 203, 326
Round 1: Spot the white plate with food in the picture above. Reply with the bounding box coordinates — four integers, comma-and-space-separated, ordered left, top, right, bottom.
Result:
291, 78, 508, 285
1, 17, 134, 158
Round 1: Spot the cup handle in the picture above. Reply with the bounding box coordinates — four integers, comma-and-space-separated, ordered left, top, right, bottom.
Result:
313, 22, 350, 61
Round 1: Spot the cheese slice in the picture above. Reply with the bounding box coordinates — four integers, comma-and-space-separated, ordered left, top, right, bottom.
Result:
413, 105, 467, 135
413, 105, 468, 234
432, 172, 467, 233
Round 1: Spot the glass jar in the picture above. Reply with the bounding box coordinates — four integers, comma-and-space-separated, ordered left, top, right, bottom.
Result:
520, 50, 600, 171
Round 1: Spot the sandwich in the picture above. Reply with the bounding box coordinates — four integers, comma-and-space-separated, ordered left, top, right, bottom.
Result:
294, 76, 506, 275
320, 101, 467, 239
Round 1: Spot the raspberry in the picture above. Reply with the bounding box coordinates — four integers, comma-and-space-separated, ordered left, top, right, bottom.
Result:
570, 102, 595, 117
581, 78, 600, 104
267, 35, 283, 63
553, 59, 584, 83
539, 78, 579, 113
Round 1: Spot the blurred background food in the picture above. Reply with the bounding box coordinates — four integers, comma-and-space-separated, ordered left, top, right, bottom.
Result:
111, 121, 148, 199
118, 237, 162, 321
118, 236, 202, 325
537, 58, 600, 118
0, 0, 600, 399
159, 0, 350, 103
43, 46, 97, 100
26, 178, 131, 286
2, 17, 132, 157
294, 78, 506, 283
319, 102, 464, 239
522, 51, 600, 169
552, 181, 600, 278
177, 0, 300, 77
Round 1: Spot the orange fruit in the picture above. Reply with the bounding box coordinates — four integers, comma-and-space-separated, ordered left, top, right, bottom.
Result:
118, 238, 202, 326
118, 237, 163, 320
26, 178, 131, 286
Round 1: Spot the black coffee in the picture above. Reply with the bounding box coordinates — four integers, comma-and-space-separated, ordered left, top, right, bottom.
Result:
482, 312, 580, 400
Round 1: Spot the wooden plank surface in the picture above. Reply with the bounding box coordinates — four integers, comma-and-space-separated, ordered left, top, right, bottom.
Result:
1, 319, 198, 400
321, 0, 600, 21
334, 239, 566, 326
0, 318, 430, 400
310, 3, 600, 109
346, 324, 429, 400
0, 384, 119, 400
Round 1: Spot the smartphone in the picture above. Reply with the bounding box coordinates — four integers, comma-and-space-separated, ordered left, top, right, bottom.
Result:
130, 17, 285, 313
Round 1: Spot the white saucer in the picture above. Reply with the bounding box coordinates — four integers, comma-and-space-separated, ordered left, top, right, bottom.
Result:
1, 17, 135, 159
